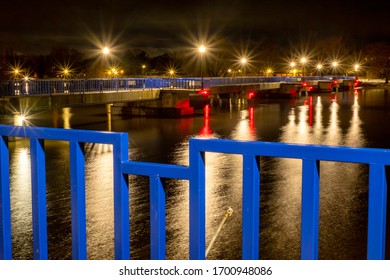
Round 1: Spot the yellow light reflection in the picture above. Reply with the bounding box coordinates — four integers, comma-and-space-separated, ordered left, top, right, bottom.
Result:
62, 108, 72, 129
326, 98, 341, 145
345, 95, 364, 147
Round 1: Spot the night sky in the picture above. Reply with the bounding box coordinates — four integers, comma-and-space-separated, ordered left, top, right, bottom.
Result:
1, 0, 389, 55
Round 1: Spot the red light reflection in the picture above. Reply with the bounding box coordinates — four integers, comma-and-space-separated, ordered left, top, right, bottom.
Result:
199, 104, 212, 136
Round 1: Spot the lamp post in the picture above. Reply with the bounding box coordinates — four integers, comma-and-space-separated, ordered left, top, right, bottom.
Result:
354, 64, 359, 77
199, 45, 206, 90
316, 64, 322, 76
290, 62, 296, 76
101, 47, 110, 78
332, 61, 338, 75
241, 58, 247, 76
301, 57, 307, 77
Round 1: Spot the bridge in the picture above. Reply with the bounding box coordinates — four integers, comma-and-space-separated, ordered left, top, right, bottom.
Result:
0, 125, 387, 260
0, 76, 355, 117
1, 76, 351, 97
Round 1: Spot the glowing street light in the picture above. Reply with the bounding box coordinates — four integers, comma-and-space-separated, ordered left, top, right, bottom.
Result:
332, 61, 338, 75
102, 47, 110, 55
316, 64, 323, 75
301, 57, 307, 77
241, 58, 247, 76
354, 64, 359, 76
199, 44, 206, 89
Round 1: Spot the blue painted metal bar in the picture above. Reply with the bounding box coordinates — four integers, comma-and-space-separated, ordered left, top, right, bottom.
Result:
69, 141, 87, 260
30, 138, 48, 260
122, 161, 189, 180
189, 138, 390, 165
300, 159, 320, 260
367, 164, 387, 260
0, 125, 122, 144
189, 139, 206, 260
242, 155, 260, 260
113, 133, 130, 260
150, 175, 166, 260
0, 136, 12, 260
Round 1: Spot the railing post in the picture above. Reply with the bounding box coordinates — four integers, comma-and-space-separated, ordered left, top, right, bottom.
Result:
301, 159, 320, 260
242, 155, 260, 260
189, 139, 206, 260
150, 175, 166, 260
113, 134, 130, 260
367, 164, 387, 260
0, 136, 12, 260
69, 141, 87, 259
30, 138, 48, 260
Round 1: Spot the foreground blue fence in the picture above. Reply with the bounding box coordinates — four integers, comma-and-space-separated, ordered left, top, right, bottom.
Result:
0, 125, 388, 260
0, 76, 351, 96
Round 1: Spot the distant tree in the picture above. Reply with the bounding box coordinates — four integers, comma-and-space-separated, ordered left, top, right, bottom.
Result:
48, 46, 88, 78
122, 49, 150, 75
205, 51, 230, 77
363, 42, 390, 83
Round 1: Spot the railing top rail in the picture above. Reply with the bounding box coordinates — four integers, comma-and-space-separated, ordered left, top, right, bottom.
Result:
0, 125, 126, 144
190, 138, 390, 165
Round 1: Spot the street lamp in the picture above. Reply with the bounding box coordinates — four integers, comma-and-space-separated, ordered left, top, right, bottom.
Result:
241, 58, 247, 76
354, 64, 359, 77
301, 57, 307, 77
332, 61, 338, 75
316, 64, 322, 75
199, 45, 206, 89
102, 47, 110, 55
289, 62, 296, 76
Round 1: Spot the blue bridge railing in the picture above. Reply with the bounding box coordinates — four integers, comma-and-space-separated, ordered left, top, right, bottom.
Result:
0, 76, 351, 96
0, 125, 388, 260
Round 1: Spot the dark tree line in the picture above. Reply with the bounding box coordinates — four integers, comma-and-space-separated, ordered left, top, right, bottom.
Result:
2, 39, 390, 82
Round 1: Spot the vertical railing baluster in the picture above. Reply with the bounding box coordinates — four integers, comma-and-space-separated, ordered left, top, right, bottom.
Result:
242, 155, 260, 260
0, 136, 12, 260
301, 159, 320, 260
189, 139, 206, 260
367, 164, 387, 260
69, 141, 87, 260
30, 138, 48, 260
150, 175, 166, 260
113, 134, 130, 260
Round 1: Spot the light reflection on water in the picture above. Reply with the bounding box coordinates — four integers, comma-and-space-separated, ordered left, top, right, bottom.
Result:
4, 89, 390, 259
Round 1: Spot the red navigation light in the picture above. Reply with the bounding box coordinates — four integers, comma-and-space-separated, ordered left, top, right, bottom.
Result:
248, 91, 255, 99
197, 89, 210, 96
354, 79, 361, 87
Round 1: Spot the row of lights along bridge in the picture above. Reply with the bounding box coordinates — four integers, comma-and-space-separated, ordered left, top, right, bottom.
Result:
7, 45, 362, 81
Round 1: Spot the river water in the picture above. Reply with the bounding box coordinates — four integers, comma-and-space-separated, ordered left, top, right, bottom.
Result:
2, 87, 390, 260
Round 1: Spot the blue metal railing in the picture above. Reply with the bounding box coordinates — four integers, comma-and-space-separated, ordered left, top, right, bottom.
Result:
0, 125, 388, 260
0, 76, 351, 96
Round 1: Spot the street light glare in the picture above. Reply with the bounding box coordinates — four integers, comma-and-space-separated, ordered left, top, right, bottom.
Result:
199, 45, 206, 54
241, 58, 247, 64
103, 47, 110, 55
